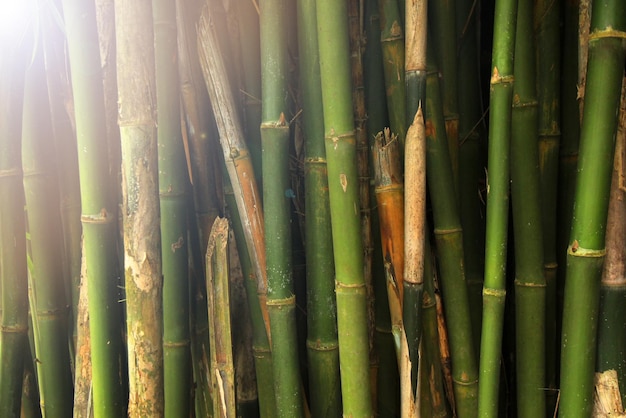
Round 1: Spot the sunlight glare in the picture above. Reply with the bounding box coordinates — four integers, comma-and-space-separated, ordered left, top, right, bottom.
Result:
0, 0, 37, 50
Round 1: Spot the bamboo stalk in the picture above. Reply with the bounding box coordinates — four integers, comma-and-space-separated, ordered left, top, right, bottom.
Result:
22, 40, 74, 418
404, 0, 427, 410
363, 0, 398, 412
372, 128, 413, 416
61, 0, 127, 412
378, 0, 407, 145
558, 1, 626, 415
176, 0, 221, 250
259, 0, 304, 413
428, 0, 459, 187
425, 43, 478, 418
206, 218, 236, 418
152, 0, 192, 415
456, 0, 486, 351
510, 0, 546, 414
0, 18, 30, 418
348, 0, 376, 391
316, 0, 374, 414
237, 0, 264, 189
297, 0, 342, 413
197, 9, 270, 342
40, 0, 82, 355
404, 106, 427, 415
114, 0, 164, 414
534, 0, 561, 410
596, 77, 626, 407
477, 0, 517, 414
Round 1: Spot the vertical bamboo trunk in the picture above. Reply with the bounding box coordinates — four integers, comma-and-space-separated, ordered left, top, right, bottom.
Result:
425, 45, 478, 418
558, 1, 626, 416
534, 0, 560, 409
260, 0, 304, 414
115, 0, 164, 415
22, 41, 74, 418
316, 0, 374, 414
596, 78, 626, 407
477, 0, 517, 415
72, 248, 93, 418
0, 19, 30, 418
456, 0, 486, 350
40, 0, 82, 352
557, 1, 580, 380
297, 0, 342, 414
404, 1, 427, 411
176, 0, 221, 248
152, 0, 192, 415
61, 0, 127, 413
404, 107, 427, 416
428, 0, 459, 188
510, 0, 546, 414
378, 0, 407, 145
206, 218, 237, 418
348, 0, 376, 394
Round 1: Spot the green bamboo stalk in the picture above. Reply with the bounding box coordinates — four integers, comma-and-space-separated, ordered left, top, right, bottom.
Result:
260, 0, 304, 414
455, 0, 486, 351
477, 0, 517, 414
596, 83, 626, 407
22, 41, 74, 418
316, 0, 374, 414
115, 0, 164, 414
152, 0, 192, 415
534, 0, 560, 409
425, 44, 478, 418
510, 0, 546, 414
61, 0, 127, 413
297, 0, 342, 414
348, 0, 377, 390
556, 3, 580, 388
225, 179, 277, 418
205, 217, 236, 417
39, 0, 82, 355
378, 0, 406, 145
558, 1, 626, 415
0, 19, 29, 418
428, 0, 459, 187
175, 2, 220, 413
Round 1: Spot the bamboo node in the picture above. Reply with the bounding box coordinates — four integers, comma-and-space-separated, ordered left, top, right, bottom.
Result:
568, 241, 606, 257
482, 288, 506, 297
0, 324, 29, 333
589, 28, 626, 42
306, 339, 339, 351
513, 279, 546, 288
265, 295, 296, 307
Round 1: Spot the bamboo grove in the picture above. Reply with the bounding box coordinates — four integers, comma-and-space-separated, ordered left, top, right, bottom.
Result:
1, 0, 626, 416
